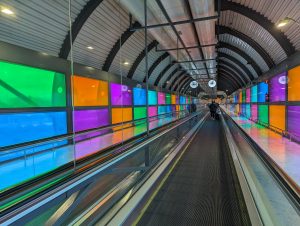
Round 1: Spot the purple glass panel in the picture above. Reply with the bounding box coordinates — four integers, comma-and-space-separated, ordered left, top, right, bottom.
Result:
158, 92, 166, 105
246, 88, 251, 103
74, 109, 109, 132
269, 72, 286, 102
251, 104, 258, 121
110, 83, 132, 106
288, 106, 300, 141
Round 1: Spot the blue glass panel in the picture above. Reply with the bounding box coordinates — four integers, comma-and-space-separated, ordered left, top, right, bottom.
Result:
179, 96, 185, 104
258, 82, 268, 102
0, 111, 67, 147
133, 87, 146, 105
166, 105, 172, 112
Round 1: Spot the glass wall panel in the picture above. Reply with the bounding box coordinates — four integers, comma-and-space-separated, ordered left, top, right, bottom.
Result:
165, 93, 171, 104
269, 72, 286, 102
258, 105, 269, 124
148, 90, 157, 105
158, 106, 166, 114
269, 105, 285, 131
73, 109, 109, 132
251, 104, 258, 121
288, 106, 300, 141
288, 66, 300, 101
0, 61, 66, 108
73, 76, 108, 106
246, 88, 251, 103
111, 108, 132, 124
171, 94, 176, 104
246, 104, 251, 118
148, 106, 157, 117
133, 87, 146, 106
251, 85, 258, 102
258, 82, 268, 102
134, 107, 146, 120
110, 83, 132, 106
0, 111, 67, 147
158, 92, 166, 105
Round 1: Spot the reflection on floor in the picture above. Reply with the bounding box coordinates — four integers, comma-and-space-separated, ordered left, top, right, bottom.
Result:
226, 110, 300, 187
0, 113, 186, 191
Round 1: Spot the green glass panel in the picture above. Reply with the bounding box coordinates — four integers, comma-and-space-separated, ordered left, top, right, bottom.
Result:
165, 93, 171, 104
242, 90, 246, 103
0, 61, 66, 108
258, 105, 269, 124
134, 107, 146, 120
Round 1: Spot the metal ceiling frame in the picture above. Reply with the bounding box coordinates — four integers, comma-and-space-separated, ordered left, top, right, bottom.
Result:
218, 41, 262, 75
171, 73, 187, 91
218, 26, 275, 68
218, 52, 253, 81
173, 59, 216, 64
221, 0, 295, 56
218, 77, 235, 93
218, 59, 248, 85
156, 43, 217, 52
59, 0, 105, 59
218, 71, 240, 90
143, 52, 169, 82
102, 21, 140, 71
218, 66, 244, 87
154, 63, 173, 86
166, 70, 185, 89
127, 40, 158, 79
177, 76, 191, 92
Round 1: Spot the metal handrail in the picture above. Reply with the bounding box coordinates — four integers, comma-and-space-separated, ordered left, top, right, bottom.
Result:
0, 111, 189, 153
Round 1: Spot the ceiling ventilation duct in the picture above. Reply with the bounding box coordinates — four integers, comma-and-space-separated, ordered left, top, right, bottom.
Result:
119, 0, 218, 95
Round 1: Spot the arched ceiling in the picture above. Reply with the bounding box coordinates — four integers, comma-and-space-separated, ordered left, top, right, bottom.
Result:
0, 0, 299, 96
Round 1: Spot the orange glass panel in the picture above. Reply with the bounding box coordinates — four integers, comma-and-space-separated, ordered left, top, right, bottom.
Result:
176, 105, 180, 111
239, 92, 242, 103
288, 66, 300, 101
73, 75, 108, 106
171, 94, 176, 104
269, 105, 285, 131
111, 108, 132, 124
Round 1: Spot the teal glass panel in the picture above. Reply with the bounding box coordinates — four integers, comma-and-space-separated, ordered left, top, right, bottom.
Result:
148, 90, 157, 105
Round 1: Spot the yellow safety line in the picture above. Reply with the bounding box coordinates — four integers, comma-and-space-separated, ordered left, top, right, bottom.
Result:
133, 115, 207, 225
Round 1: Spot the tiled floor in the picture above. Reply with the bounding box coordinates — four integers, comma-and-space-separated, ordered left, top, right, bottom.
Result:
225, 109, 300, 187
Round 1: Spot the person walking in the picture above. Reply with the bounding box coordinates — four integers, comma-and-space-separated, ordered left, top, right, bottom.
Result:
209, 100, 217, 119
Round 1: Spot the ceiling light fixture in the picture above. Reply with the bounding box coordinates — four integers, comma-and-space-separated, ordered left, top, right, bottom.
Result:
87, 46, 94, 50
276, 17, 300, 28
123, 61, 130, 65
1, 7, 14, 15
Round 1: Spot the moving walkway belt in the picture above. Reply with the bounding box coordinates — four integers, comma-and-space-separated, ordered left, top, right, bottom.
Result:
136, 117, 251, 226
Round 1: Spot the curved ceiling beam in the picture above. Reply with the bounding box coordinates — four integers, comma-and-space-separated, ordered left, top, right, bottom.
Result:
221, 0, 295, 56
59, 0, 105, 58
218, 77, 236, 92
218, 66, 244, 87
168, 71, 185, 90
143, 52, 169, 82
127, 40, 158, 79
102, 21, 140, 71
154, 63, 173, 86
218, 26, 275, 68
172, 74, 187, 91
162, 67, 181, 88
218, 52, 253, 81
177, 77, 191, 92
218, 67, 244, 88
183, 78, 193, 94
218, 59, 248, 85
218, 41, 262, 75
218, 71, 240, 90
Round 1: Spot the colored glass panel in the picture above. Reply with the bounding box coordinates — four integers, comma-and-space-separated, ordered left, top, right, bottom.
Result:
74, 109, 109, 132
288, 106, 300, 141
148, 90, 157, 105
158, 92, 166, 105
0, 61, 66, 108
269, 72, 286, 102
158, 106, 166, 114
258, 82, 268, 102
165, 93, 171, 104
246, 88, 251, 103
176, 95, 179, 104
133, 87, 146, 106
269, 105, 285, 131
251, 85, 258, 102
176, 105, 180, 111
73, 76, 108, 106
239, 92, 242, 103
171, 94, 176, 104
0, 111, 67, 147
251, 104, 258, 121
111, 108, 132, 124
179, 96, 185, 104
166, 105, 172, 113
288, 66, 300, 101
172, 105, 176, 112
110, 83, 132, 106
242, 90, 246, 103
258, 105, 269, 125
246, 104, 251, 118
148, 106, 157, 117
134, 107, 146, 120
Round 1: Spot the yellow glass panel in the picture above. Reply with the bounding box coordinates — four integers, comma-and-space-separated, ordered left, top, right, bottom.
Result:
73, 75, 108, 106
288, 66, 300, 101
269, 105, 285, 131
171, 94, 176, 104
112, 108, 132, 124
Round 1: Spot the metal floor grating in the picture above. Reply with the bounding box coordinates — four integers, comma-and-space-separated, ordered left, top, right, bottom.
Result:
137, 118, 250, 226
